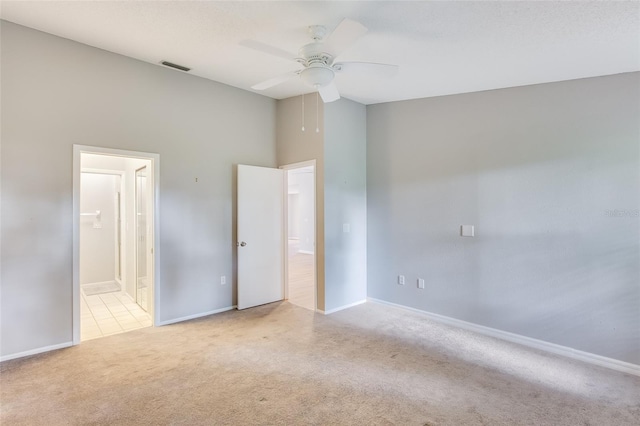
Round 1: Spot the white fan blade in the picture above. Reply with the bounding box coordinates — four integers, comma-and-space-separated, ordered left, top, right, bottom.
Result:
252, 71, 300, 91
240, 39, 296, 61
334, 62, 398, 78
324, 18, 368, 56
318, 81, 340, 103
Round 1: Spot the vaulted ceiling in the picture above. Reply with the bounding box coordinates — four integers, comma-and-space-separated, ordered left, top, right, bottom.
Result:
2, 1, 638, 105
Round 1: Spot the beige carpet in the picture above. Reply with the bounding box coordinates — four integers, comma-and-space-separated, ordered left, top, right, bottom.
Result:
1, 302, 638, 425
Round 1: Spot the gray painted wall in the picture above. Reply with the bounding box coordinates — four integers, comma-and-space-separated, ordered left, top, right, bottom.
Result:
367, 72, 640, 364
324, 99, 367, 311
1, 22, 276, 357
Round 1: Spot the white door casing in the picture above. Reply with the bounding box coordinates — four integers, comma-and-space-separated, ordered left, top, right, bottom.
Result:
73, 145, 159, 345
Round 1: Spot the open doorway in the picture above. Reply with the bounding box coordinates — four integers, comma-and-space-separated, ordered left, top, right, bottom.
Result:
73, 147, 158, 343
282, 161, 316, 311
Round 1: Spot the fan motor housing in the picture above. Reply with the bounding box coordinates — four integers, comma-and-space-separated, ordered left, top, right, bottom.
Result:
298, 42, 333, 67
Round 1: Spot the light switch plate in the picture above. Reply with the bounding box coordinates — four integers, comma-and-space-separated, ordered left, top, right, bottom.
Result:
418, 278, 425, 289
398, 275, 405, 285
343, 223, 350, 233
461, 225, 475, 237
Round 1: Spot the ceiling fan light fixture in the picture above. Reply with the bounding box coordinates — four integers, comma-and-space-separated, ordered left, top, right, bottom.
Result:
246, 18, 395, 103
299, 65, 334, 88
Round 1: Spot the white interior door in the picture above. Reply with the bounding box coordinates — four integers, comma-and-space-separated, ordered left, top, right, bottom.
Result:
237, 164, 284, 310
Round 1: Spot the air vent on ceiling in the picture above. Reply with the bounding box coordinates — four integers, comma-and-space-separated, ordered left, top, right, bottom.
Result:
161, 61, 191, 72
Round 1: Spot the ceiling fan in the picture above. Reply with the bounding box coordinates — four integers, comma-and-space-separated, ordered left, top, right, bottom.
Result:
241, 18, 398, 103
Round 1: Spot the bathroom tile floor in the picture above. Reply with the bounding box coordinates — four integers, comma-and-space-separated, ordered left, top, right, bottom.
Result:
81, 291, 152, 341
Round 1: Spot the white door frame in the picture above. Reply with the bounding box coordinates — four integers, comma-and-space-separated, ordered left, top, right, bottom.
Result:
72, 145, 160, 344
134, 164, 152, 311
280, 160, 317, 311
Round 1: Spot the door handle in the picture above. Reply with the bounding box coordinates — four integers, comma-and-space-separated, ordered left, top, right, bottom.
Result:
237, 241, 247, 247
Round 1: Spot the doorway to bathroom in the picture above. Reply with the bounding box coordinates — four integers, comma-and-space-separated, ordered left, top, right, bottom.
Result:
72, 146, 158, 343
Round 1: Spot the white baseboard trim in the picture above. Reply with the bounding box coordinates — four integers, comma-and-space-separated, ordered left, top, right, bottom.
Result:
298, 250, 315, 255
0, 341, 73, 363
318, 299, 367, 315
367, 298, 640, 377
157, 305, 236, 326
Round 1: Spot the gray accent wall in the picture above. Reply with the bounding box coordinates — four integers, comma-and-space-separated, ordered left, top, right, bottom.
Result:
1, 21, 276, 357
324, 99, 367, 311
367, 73, 640, 364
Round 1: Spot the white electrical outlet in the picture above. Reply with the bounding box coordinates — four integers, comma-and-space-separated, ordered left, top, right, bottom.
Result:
220, 276, 226, 285
418, 278, 425, 289
398, 275, 405, 285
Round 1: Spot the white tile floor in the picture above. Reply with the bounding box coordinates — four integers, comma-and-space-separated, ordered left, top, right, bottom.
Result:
81, 291, 152, 341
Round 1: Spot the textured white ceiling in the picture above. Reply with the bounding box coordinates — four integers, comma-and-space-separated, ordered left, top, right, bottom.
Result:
2, 1, 639, 105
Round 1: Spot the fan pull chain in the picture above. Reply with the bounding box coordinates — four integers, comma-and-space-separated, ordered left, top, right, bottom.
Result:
301, 94, 305, 132
316, 92, 320, 133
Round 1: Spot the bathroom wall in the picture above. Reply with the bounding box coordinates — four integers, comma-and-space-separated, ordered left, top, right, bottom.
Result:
79, 173, 118, 286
